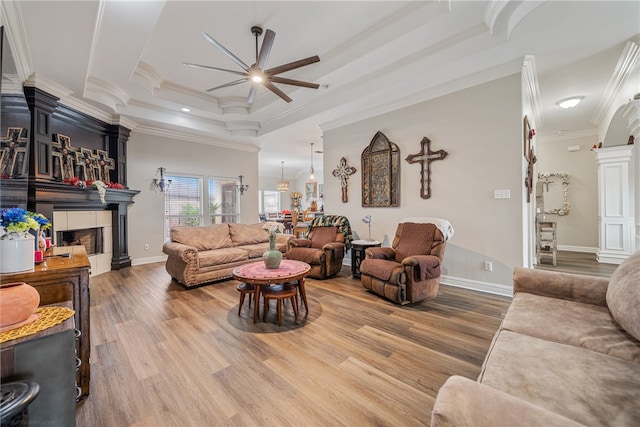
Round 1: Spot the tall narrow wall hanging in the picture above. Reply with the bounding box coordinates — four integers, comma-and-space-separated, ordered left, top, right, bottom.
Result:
361, 131, 400, 207
405, 137, 448, 199
332, 157, 356, 203
523, 115, 537, 203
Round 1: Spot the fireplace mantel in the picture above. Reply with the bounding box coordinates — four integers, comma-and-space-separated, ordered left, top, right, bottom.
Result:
30, 180, 140, 270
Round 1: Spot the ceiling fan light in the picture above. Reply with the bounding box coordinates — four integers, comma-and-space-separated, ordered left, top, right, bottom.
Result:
557, 96, 584, 109
251, 74, 264, 83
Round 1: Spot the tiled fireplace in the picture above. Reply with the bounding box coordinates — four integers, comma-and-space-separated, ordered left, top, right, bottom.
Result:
53, 211, 113, 276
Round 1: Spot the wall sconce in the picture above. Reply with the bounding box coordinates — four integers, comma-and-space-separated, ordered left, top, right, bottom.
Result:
362, 215, 372, 241
237, 175, 249, 195
150, 167, 172, 193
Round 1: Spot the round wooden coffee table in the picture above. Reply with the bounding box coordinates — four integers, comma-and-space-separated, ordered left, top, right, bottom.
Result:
232, 260, 311, 323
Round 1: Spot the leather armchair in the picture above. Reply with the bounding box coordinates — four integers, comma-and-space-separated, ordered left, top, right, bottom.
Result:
286, 215, 353, 279
360, 222, 447, 305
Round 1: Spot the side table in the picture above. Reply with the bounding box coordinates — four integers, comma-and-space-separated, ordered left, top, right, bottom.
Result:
351, 240, 381, 279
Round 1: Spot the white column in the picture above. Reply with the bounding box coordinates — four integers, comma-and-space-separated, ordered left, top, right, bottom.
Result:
594, 145, 636, 264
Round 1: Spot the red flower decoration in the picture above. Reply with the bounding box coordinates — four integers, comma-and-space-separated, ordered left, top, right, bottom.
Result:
108, 182, 124, 189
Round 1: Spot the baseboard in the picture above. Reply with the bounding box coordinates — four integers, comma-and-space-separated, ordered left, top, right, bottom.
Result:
131, 255, 167, 266
441, 275, 513, 297
557, 245, 597, 253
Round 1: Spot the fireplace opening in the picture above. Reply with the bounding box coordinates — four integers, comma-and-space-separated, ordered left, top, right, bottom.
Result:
56, 228, 104, 256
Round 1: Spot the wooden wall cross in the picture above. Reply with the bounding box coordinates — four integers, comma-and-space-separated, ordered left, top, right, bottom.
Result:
77, 148, 101, 182
332, 157, 357, 203
52, 134, 78, 181
96, 149, 115, 183
405, 137, 448, 199
0, 127, 29, 177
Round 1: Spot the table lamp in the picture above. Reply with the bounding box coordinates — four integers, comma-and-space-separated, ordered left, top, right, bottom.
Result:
362, 215, 372, 241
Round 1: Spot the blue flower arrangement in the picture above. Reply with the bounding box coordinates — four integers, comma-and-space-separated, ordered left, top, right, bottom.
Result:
0, 208, 51, 238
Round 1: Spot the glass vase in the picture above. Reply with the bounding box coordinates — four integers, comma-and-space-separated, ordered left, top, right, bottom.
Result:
263, 235, 282, 269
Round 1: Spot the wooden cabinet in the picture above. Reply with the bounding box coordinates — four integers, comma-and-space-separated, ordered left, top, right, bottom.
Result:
0, 304, 76, 426
0, 246, 91, 400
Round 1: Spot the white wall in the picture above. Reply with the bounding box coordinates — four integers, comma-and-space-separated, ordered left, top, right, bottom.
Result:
322, 74, 523, 295
537, 134, 599, 251
127, 131, 259, 264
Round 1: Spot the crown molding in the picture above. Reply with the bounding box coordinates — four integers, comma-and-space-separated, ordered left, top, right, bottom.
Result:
84, 75, 130, 112
133, 125, 260, 153
522, 55, 543, 127
537, 128, 598, 144
23, 73, 73, 98
133, 61, 163, 94
591, 40, 640, 126
0, 0, 33, 83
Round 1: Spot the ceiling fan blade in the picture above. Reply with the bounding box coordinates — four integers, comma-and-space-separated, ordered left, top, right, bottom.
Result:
202, 32, 251, 72
265, 55, 320, 76
264, 81, 292, 103
247, 86, 258, 105
256, 29, 275, 70
269, 76, 319, 89
183, 62, 248, 77
206, 78, 249, 92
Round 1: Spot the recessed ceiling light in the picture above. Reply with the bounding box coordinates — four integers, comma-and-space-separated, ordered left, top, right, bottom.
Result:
557, 97, 584, 109
181, 107, 191, 112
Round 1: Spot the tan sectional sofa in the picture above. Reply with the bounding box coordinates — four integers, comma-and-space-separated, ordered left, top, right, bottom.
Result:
431, 250, 640, 426
163, 223, 294, 287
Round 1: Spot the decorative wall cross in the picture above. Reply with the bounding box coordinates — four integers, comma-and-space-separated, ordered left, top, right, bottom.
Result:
52, 134, 78, 181
96, 149, 115, 183
0, 127, 29, 177
523, 115, 537, 203
77, 148, 101, 182
332, 157, 357, 203
405, 137, 448, 199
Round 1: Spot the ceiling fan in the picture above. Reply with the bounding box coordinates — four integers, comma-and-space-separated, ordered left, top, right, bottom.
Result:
184, 26, 320, 104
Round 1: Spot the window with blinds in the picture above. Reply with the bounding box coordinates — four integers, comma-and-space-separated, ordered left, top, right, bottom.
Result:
164, 174, 241, 238
165, 175, 202, 237
208, 177, 240, 224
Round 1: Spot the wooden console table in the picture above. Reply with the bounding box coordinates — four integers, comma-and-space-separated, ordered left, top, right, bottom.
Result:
0, 246, 91, 400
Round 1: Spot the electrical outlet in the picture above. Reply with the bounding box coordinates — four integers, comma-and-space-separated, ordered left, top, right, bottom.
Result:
144, 243, 150, 250
484, 261, 493, 271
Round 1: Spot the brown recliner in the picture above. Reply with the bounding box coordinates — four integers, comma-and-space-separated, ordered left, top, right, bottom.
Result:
285, 215, 353, 279
360, 222, 447, 305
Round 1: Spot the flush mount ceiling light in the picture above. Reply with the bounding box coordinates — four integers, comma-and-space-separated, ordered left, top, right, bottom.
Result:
557, 96, 584, 109
181, 107, 191, 112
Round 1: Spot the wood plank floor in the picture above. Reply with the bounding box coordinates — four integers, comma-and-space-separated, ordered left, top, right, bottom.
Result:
535, 250, 617, 278
76, 264, 511, 426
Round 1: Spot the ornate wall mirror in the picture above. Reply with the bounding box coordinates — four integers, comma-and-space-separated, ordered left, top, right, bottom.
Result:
537, 172, 570, 216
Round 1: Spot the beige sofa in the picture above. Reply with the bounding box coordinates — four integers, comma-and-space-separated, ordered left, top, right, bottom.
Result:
431, 250, 640, 426
163, 223, 294, 287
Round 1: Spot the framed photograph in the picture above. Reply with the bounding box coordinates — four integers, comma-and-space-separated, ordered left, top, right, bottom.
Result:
305, 181, 318, 202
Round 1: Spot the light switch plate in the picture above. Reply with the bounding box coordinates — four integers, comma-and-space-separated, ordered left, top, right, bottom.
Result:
494, 189, 511, 199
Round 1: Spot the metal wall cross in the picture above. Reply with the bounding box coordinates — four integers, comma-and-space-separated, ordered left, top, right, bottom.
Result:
0, 127, 29, 177
52, 134, 78, 181
332, 157, 357, 203
405, 137, 448, 199
96, 149, 115, 183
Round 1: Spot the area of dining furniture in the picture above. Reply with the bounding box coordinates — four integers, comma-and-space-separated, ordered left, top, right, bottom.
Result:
232, 260, 311, 323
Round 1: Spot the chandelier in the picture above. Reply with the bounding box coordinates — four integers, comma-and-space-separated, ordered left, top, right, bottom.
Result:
237, 175, 249, 195
277, 161, 289, 192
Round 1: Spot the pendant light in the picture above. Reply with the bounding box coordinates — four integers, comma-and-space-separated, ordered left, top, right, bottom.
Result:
277, 161, 289, 192
309, 142, 316, 181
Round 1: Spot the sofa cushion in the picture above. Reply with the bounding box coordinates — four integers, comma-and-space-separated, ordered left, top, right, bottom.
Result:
606, 250, 640, 341
198, 247, 248, 268
479, 330, 640, 426
503, 292, 640, 362
240, 242, 286, 259
360, 259, 404, 284
170, 224, 232, 251
229, 223, 269, 246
